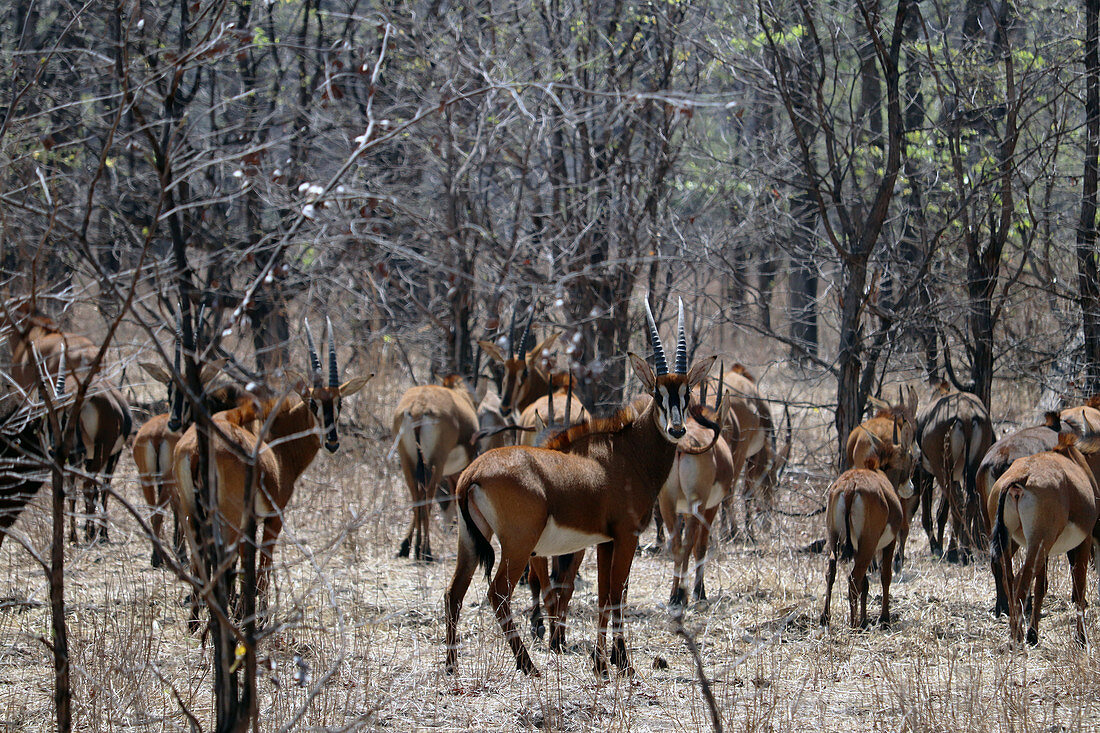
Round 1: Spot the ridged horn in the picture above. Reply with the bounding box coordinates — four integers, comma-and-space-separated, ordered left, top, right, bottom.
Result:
519, 308, 534, 356
508, 306, 519, 359
643, 297, 668, 376
674, 297, 687, 375
55, 343, 66, 397
327, 316, 338, 388
168, 327, 184, 431
304, 318, 322, 386
715, 360, 723, 412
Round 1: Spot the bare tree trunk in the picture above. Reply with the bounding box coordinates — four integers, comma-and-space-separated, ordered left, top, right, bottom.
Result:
1079, 0, 1100, 393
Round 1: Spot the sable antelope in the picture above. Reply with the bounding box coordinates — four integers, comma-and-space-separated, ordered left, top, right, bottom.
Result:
658, 406, 737, 606
475, 388, 511, 452
477, 310, 560, 417
717, 365, 790, 540
518, 372, 590, 446
989, 433, 1099, 645
845, 387, 918, 569
0, 372, 67, 547
1059, 398, 1100, 444
914, 381, 993, 561
820, 452, 910, 629
392, 374, 479, 561
445, 297, 717, 677
0, 300, 133, 543
135, 339, 242, 568
1, 301, 99, 392
173, 319, 370, 621
974, 414, 1062, 616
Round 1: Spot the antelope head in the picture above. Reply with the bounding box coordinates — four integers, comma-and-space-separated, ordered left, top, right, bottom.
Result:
300, 317, 372, 453
478, 307, 559, 415
629, 297, 716, 444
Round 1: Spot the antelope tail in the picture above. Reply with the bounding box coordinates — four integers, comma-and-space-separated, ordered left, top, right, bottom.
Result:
456, 478, 495, 581
413, 424, 427, 496
990, 482, 1014, 565
840, 491, 856, 561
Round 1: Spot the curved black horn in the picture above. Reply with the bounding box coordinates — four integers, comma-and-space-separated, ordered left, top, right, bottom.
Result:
55, 343, 67, 397
327, 316, 339, 388
674, 297, 687, 375
716, 360, 724, 412
508, 306, 519, 359
643, 298, 668, 376
519, 308, 535, 356
304, 318, 322, 386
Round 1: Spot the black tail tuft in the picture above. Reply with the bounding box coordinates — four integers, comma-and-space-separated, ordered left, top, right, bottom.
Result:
840, 492, 855, 561
458, 486, 495, 581
990, 483, 1012, 563
414, 427, 427, 492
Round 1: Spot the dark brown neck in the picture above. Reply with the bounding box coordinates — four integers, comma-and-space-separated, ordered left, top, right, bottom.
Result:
623, 397, 678, 499
267, 397, 321, 490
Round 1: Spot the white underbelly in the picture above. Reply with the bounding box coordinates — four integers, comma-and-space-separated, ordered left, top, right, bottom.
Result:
1049, 523, 1088, 555
876, 523, 896, 552
443, 446, 469, 475
533, 516, 610, 557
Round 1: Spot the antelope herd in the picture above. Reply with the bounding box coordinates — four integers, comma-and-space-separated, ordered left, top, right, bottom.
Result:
6, 294, 1100, 683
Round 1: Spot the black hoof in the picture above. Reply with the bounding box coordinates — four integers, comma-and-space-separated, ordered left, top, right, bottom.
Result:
1027, 628, 1039, 646
610, 637, 630, 670
549, 628, 566, 653
397, 539, 411, 558
669, 587, 687, 607
150, 550, 164, 569
531, 613, 545, 641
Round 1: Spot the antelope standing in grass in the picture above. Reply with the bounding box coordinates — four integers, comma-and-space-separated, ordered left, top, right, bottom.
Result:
445, 297, 717, 677
914, 381, 993, 562
845, 387, 918, 569
0, 369, 68, 547
393, 374, 479, 561
1, 300, 133, 543
658, 401, 737, 606
135, 337, 242, 568
989, 432, 1099, 645
820, 448, 911, 629
974, 413, 1062, 616
717, 365, 789, 540
173, 319, 370, 621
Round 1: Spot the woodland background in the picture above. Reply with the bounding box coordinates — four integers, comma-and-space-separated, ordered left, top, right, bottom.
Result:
5, 0, 1100, 729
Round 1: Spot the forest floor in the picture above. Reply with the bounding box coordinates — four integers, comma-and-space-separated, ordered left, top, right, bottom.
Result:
0, 373, 1098, 731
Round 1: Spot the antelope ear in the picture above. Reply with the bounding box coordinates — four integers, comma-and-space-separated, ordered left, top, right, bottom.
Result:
528, 332, 560, 362
628, 352, 656, 392
906, 385, 919, 417
339, 374, 374, 396
478, 341, 506, 363
199, 359, 226, 385
286, 370, 310, 397
140, 362, 172, 384
867, 395, 891, 411
686, 355, 717, 387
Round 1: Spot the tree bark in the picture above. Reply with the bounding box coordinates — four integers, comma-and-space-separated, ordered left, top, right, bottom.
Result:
1079, 0, 1100, 394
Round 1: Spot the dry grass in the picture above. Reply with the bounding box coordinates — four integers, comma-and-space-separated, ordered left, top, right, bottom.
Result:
0, 366, 1097, 732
